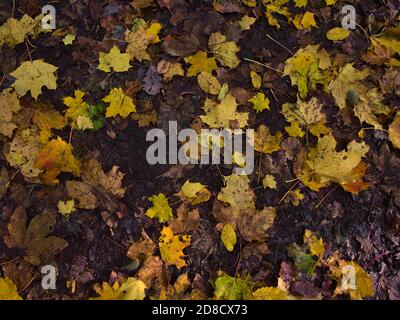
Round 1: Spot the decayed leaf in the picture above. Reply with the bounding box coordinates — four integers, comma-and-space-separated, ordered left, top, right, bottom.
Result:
200, 93, 248, 129
34, 137, 81, 184
249, 92, 270, 113
169, 203, 200, 234
103, 88, 136, 118
130, 0, 154, 10
185, 51, 218, 77
159, 226, 191, 269
146, 193, 173, 223
98, 45, 131, 73
328, 63, 369, 109
91, 277, 146, 300
254, 125, 283, 154
3, 207, 68, 265
221, 224, 236, 252
214, 273, 253, 300
353, 88, 391, 129
217, 174, 255, 216
209, 32, 240, 69
370, 27, 400, 65
176, 180, 211, 205
197, 72, 221, 95
284, 45, 332, 98
132, 110, 157, 127
143, 65, 163, 96
0, 14, 43, 48
0, 89, 21, 138
288, 243, 317, 275
0, 277, 23, 300
0, 167, 10, 199
389, 112, 400, 149
10, 60, 58, 100
66, 158, 126, 210
125, 24, 157, 62
262, 174, 277, 189
5, 127, 42, 179
326, 27, 351, 41
281, 97, 327, 135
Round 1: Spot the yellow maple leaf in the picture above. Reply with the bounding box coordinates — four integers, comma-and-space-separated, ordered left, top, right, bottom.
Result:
64, 90, 88, 120
0, 277, 23, 300
281, 97, 325, 127
0, 14, 43, 48
284, 45, 332, 98
294, 0, 307, 7
209, 32, 240, 69
58, 199, 76, 217
353, 88, 391, 129
103, 88, 136, 118
262, 174, 277, 189
146, 22, 162, 44
292, 11, 317, 31
125, 25, 155, 62
254, 125, 283, 154
326, 27, 351, 41
176, 180, 211, 205
91, 277, 146, 300
201, 93, 248, 128
185, 51, 218, 77
146, 193, 173, 223
0, 89, 21, 138
217, 174, 255, 216
304, 229, 325, 260
389, 112, 400, 150
264, 0, 291, 29
239, 15, 256, 31
33, 104, 67, 143
62, 34, 76, 45
34, 137, 81, 184
159, 226, 191, 269
221, 223, 236, 252
328, 257, 374, 300
285, 121, 305, 137
302, 135, 370, 193
249, 92, 270, 113
252, 287, 290, 300
250, 71, 262, 89
328, 63, 369, 109
10, 60, 58, 100
132, 110, 157, 127
197, 71, 221, 95
98, 45, 131, 73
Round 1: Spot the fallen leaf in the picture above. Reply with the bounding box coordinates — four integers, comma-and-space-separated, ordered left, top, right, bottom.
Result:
146, 193, 173, 223
10, 60, 58, 100
103, 87, 136, 118
98, 45, 131, 73
159, 226, 191, 269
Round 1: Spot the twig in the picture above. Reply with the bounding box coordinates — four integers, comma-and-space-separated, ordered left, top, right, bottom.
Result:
244, 58, 284, 74
266, 33, 294, 55
279, 180, 300, 204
